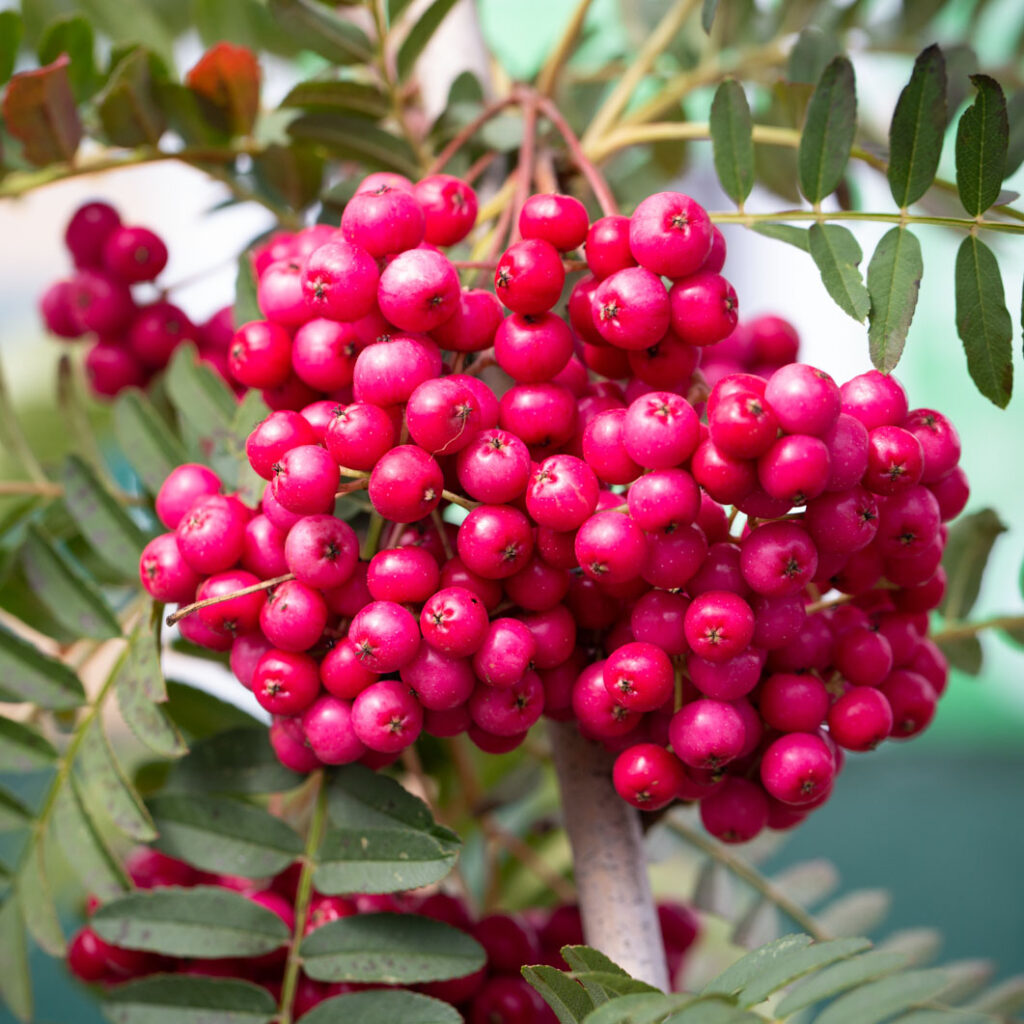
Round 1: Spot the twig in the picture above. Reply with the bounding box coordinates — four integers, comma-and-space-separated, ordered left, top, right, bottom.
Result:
536, 0, 598, 96
442, 489, 478, 511
932, 613, 1024, 643
427, 95, 519, 176
481, 814, 578, 905
509, 94, 540, 244
0, 480, 63, 498
165, 573, 294, 626
335, 478, 370, 497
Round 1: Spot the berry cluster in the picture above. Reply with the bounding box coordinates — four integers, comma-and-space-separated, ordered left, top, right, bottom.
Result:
39, 201, 234, 397
140, 177, 967, 844
67, 848, 700, 1021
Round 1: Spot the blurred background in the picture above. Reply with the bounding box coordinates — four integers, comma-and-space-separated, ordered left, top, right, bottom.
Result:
0, 0, 1022, 1018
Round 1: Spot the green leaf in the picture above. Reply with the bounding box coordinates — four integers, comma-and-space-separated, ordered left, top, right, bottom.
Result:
0, 716, 57, 771
703, 935, 814, 997
289, 113, 420, 177
665, 997, 764, 1023
955, 75, 1009, 216
866, 227, 923, 372
753, 82, 811, 202
701, 0, 719, 33
388, 0, 416, 22
102, 974, 278, 1024
397, 0, 460, 80
212, 389, 269, 506
2, 56, 83, 166
268, 0, 373, 64
114, 389, 188, 495
939, 635, 983, 675
582, 993, 694, 1024
940, 508, 1007, 620
17, 838, 64, 955
0, 10, 23, 86
955, 234, 1014, 408
301, 913, 486, 984
560, 946, 659, 1003
798, 56, 857, 203
561, 947, 634, 978
116, 623, 185, 759
66, 0, 175, 67
737, 937, 870, 1007
61, 455, 148, 578
0, 895, 32, 1022
1004, 92, 1024, 178
710, 79, 754, 206
813, 967, 952, 1024
92, 886, 290, 958
281, 78, 390, 119
148, 793, 303, 877
788, 27, 840, 85
315, 765, 460, 895
816, 890, 890, 937
234, 252, 261, 327
166, 344, 238, 463
770, 860, 839, 907
752, 223, 810, 251
37, 14, 97, 101
298, 990, 464, 1024
776, 951, 910, 1016
96, 47, 167, 147
0, 786, 31, 832
164, 679, 259, 739
888, 45, 947, 208
523, 964, 596, 1023
0, 623, 85, 709
51, 777, 129, 901
165, 727, 303, 795
76, 721, 156, 841
969, 974, 1024, 1015
252, 142, 325, 211
808, 223, 870, 321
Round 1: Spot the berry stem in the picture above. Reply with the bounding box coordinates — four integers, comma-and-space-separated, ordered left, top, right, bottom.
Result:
535, 0, 598, 96
665, 815, 831, 942
441, 489, 478, 511
335, 478, 371, 497
548, 720, 670, 988
0, 480, 64, 498
165, 573, 294, 627
277, 770, 328, 1024
931, 613, 1024, 642
537, 96, 619, 216
431, 508, 455, 559
509, 93, 540, 244
426, 95, 519, 176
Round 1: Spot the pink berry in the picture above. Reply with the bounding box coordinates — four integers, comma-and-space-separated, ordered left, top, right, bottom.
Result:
414, 174, 478, 245
377, 248, 460, 332
156, 463, 222, 529
668, 271, 739, 346
139, 533, 202, 604
196, 570, 265, 637
473, 618, 536, 688
613, 744, 686, 810
585, 215, 637, 278
603, 642, 674, 711
863, 425, 925, 496
301, 695, 367, 764
260, 580, 329, 652
760, 733, 835, 806
341, 186, 425, 257
526, 454, 599, 531
700, 777, 768, 843
246, 411, 318, 481
230, 321, 292, 389
284, 514, 358, 590
253, 649, 321, 715
575, 511, 648, 584
406, 377, 482, 455
349, 600, 421, 672
683, 591, 755, 663
272, 445, 340, 515
457, 505, 534, 579
351, 679, 423, 752
519, 193, 589, 251
66, 201, 121, 268
368, 445, 443, 523
669, 698, 746, 769
326, 403, 397, 472
456, 428, 532, 504
494, 238, 565, 315
301, 240, 379, 322
629, 192, 713, 279
828, 686, 894, 750
420, 586, 489, 657
175, 494, 248, 574
592, 267, 671, 350
764, 363, 841, 436
622, 391, 700, 469
495, 312, 574, 383
102, 225, 168, 283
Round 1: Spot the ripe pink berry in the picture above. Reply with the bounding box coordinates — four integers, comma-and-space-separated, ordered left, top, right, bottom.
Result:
879, 669, 937, 738
473, 617, 536, 688
739, 521, 818, 597
828, 686, 894, 750
469, 671, 545, 736
431, 288, 503, 352
351, 678, 423, 752
320, 638, 378, 700
668, 271, 739, 346
406, 378, 482, 455
66, 201, 121, 268
622, 391, 700, 469
840, 370, 909, 429
499, 383, 578, 453
613, 744, 686, 810
349, 600, 421, 672
302, 695, 367, 764
284, 515, 358, 590
258, 260, 308, 327
175, 494, 248, 574
377, 248, 460, 331
270, 715, 322, 772
629, 192, 713, 279
526, 455, 600, 531
352, 335, 443, 407
503, 556, 570, 611
759, 673, 830, 732
495, 312, 574, 383
863, 425, 925, 495
128, 302, 197, 369
366, 547, 439, 604
368, 445, 443, 523
420, 586, 489, 657
301, 240, 379, 322
669, 698, 746, 769
272, 445, 340, 515
929, 465, 969, 521
340, 186, 425, 257
631, 590, 689, 655
196, 570, 265, 636
156, 463, 222, 529
414, 174, 479, 245
627, 329, 700, 390
603, 642, 674, 711
687, 647, 764, 700
40, 279, 83, 338
326, 403, 397, 472
757, 434, 831, 505
641, 521, 708, 591
520, 605, 577, 669
400, 645, 476, 710
683, 591, 755, 663
456, 428, 532, 504
252, 649, 321, 715
260, 580, 329, 652
585, 214, 637, 278
102, 225, 168, 283
139, 533, 202, 604
764, 363, 841, 436
457, 505, 534, 579
575, 511, 648, 584
494, 238, 565, 315
519, 193, 589, 251
230, 320, 292, 389
85, 342, 145, 398
760, 733, 835, 806
700, 777, 769, 843
69, 270, 135, 334
709, 389, 780, 459
246, 411, 318, 481
592, 267, 671, 350
901, 409, 961, 482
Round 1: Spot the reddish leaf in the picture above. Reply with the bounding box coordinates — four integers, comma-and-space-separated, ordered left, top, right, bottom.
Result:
185, 42, 261, 137
2, 55, 82, 166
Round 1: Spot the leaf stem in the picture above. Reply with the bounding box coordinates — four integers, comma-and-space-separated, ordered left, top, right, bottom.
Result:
0, 480, 63, 497
665, 815, 831, 942
708, 208, 1024, 234
278, 770, 328, 1024
165, 573, 294, 627
509, 93, 539, 243
932, 613, 1024, 642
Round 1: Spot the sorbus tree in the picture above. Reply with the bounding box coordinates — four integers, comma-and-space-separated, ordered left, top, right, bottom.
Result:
0, 2, 1022, 1023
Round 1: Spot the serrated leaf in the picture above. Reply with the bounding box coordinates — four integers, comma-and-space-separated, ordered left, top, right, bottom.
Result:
816, 890, 890, 937
0, 787, 31, 832
301, 913, 486, 984
269, 0, 373, 64
17, 838, 64, 955
799, 56, 857, 203
1, 56, 82, 166
941, 509, 1007, 622
93, 886, 290, 957
61, 455, 149, 578
738, 937, 870, 1007
37, 14, 97, 102
770, 860, 839, 908
704, 935, 814, 998
955, 234, 1013, 408
813, 967, 952, 1024
776, 951, 910, 1016
968, 973, 1024, 1014
582, 993, 694, 1024
867, 227, 923, 372
524, 964, 596, 1023
0, 623, 85, 709
561, 947, 633, 978
114, 390, 188, 495
0, 10, 22, 85
77, 722, 156, 840
148, 793, 303, 877
1005, 92, 1024, 178
561, 946, 659, 1004
0, 895, 31, 1022
788, 27, 840, 85
164, 680, 259, 739
955, 75, 1009, 216
731, 899, 778, 950
397, 0, 460, 80
21, 524, 120, 639
116, 626, 185, 759
51, 776, 129, 900
937, 635, 983, 675
289, 113, 420, 177
102, 973, 277, 1024
233, 253, 261, 327
96, 47, 167, 148
166, 344, 238, 466
281, 78, 389, 119
701, 0, 719, 33
752, 223, 810, 251
878, 928, 943, 966
0, 716, 57, 771
165, 727, 303, 795
666, 996, 764, 1023
299, 990, 463, 1024
693, 859, 733, 917
213, 389, 268, 506
808, 223, 870, 321
710, 79, 754, 205
888, 45, 947, 208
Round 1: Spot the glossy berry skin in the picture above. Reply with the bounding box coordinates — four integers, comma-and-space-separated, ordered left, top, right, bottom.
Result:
353, 335, 443, 408
765, 364, 841, 436
629, 192, 713, 279
709, 390, 779, 459
301, 240, 379, 322
128, 302, 196, 368
82, 342, 144, 397
320, 638, 378, 700
863, 426, 924, 495
456, 429, 532, 504
432, 288, 503, 352
473, 618, 536, 688
470, 976, 547, 1024
400, 646, 476, 710
369, 445, 443, 523
340, 186, 425, 257
668, 272, 738, 346
406, 378, 481, 455
414, 173, 479, 245
367, 547, 439, 604
302, 695, 366, 764
583, 410, 642, 486
457, 505, 534, 580
273, 445, 340, 516
285, 515, 358, 590
758, 673, 830, 732
687, 648, 764, 700
613, 744, 686, 810
669, 699, 746, 769
69, 270, 134, 334
519, 193, 589, 251
196, 570, 265, 637
627, 469, 700, 532
880, 669, 937, 738
352, 679, 423, 752
576, 512, 648, 584
156, 463, 222, 529
252, 649, 321, 715
683, 591, 755, 663
759, 733, 835, 806
700, 777, 769, 843
840, 370, 909, 429
260, 580, 328, 652
828, 686, 894, 750
469, 671, 545, 736
585, 215, 637, 278
758, 434, 831, 505
623, 391, 700, 469
271, 715, 322, 772
350, 600, 421, 673
592, 267, 671, 350
378, 248, 461, 332
420, 586, 489, 657
326, 403, 396, 472
175, 495, 247, 575
246, 411, 317, 481
139, 533, 202, 604
102, 225, 168, 283
65, 201, 121, 268
527, 455, 600, 531
603, 642, 674, 711
902, 408, 961, 482
230, 321, 293, 389
494, 238, 565, 315
739, 521, 818, 598
495, 312, 574, 383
